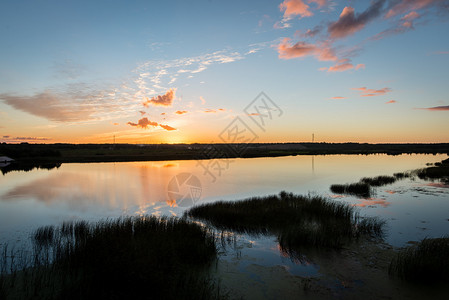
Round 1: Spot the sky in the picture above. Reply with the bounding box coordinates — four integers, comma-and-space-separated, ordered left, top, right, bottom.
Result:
0, 0, 448, 144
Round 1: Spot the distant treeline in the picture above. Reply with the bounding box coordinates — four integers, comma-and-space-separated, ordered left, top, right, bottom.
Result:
1, 142, 448, 164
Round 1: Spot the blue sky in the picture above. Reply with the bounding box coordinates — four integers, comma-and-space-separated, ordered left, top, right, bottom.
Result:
0, 0, 448, 143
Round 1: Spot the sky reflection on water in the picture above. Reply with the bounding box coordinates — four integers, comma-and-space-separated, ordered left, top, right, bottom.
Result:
1, 154, 448, 249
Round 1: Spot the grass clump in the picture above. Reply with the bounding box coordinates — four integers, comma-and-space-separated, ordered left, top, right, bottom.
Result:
331, 158, 449, 198
330, 183, 372, 198
1, 216, 222, 300
389, 237, 449, 284
416, 158, 449, 183
185, 192, 384, 253
360, 175, 397, 187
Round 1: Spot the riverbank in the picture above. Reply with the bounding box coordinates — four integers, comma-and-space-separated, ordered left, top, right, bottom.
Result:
1, 143, 449, 164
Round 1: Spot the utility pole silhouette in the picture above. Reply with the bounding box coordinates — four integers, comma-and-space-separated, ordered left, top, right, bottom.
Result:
312, 133, 314, 143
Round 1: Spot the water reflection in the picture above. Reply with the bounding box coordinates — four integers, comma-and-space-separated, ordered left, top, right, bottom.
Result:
0, 162, 61, 175
0, 154, 448, 248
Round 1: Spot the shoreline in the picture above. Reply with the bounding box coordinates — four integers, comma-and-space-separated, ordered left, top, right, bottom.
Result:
1, 142, 449, 164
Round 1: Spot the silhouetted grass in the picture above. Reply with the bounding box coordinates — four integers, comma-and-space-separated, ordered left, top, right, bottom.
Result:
330, 183, 372, 198
33, 225, 55, 246
416, 158, 449, 183
330, 158, 449, 198
389, 237, 449, 283
1, 216, 223, 300
360, 175, 397, 187
185, 192, 384, 253
393, 172, 411, 179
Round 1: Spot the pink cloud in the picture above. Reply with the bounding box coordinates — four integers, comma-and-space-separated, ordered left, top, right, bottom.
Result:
160, 124, 176, 131
277, 38, 337, 61
400, 11, 420, 27
353, 87, 392, 96
331, 96, 345, 99
161, 112, 166, 115
385, 0, 437, 18
385, 100, 397, 104
143, 89, 176, 107
127, 117, 158, 129
327, 59, 355, 72
280, 0, 313, 18
320, 59, 364, 73
328, 2, 385, 39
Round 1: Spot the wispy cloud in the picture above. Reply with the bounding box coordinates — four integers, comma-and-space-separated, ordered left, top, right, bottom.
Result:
385, 0, 440, 18
417, 105, 449, 111
0, 136, 51, 143
0, 89, 121, 122
331, 96, 345, 99
203, 108, 227, 113
321, 59, 364, 72
385, 100, 397, 104
134, 50, 244, 100
277, 38, 337, 61
352, 87, 392, 96
432, 51, 449, 55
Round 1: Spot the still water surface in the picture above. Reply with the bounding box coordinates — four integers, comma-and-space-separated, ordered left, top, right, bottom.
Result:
1, 154, 448, 260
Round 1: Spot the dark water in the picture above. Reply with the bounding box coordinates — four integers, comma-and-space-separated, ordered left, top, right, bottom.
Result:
1, 154, 448, 278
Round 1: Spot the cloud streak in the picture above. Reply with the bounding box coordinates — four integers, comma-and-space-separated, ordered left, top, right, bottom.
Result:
417, 105, 449, 111
159, 124, 176, 131
353, 87, 392, 96
277, 38, 337, 61
385, 0, 439, 18
0, 91, 115, 122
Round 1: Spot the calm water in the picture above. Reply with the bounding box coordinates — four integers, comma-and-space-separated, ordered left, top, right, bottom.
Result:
1, 154, 448, 276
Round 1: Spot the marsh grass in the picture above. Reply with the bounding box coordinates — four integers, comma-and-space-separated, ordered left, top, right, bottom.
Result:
416, 158, 449, 183
360, 175, 397, 187
185, 192, 384, 255
330, 183, 372, 198
389, 237, 449, 283
1, 216, 222, 300
331, 158, 449, 198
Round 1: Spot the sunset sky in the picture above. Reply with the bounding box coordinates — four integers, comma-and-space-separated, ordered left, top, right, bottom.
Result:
1, 0, 448, 144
